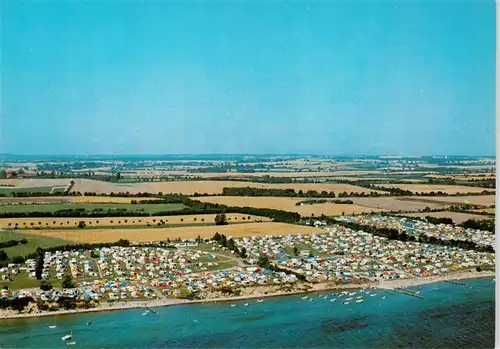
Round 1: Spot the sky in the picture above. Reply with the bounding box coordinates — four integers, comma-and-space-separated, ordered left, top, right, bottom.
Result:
2, 1, 496, 156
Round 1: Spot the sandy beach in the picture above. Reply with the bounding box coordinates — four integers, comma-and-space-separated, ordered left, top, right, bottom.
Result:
0, 269, 494, 320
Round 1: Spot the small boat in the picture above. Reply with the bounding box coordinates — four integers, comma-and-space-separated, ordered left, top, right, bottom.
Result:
356, 296, 363, 299
62, 330, 72, 341
231, 304, 236, 307
345, 297, 353, 301
370, 294, 377, 297
256, 300, 264, 303
348, 292, 356, 296
356, 299, 364, 303
330, 298, 336, 302
49, 318, 57, 329
301, 296, 308, 300
382, 296, 386, 300
343, 301, 350, 305
142, 310, 150, 316
244, 303, 249, 306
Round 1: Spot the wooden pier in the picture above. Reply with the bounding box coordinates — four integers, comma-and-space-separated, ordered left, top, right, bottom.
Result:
444, 280, 468, 287
391, 287, 424, 299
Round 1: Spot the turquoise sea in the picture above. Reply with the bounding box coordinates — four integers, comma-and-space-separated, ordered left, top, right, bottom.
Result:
0, 278, 495, 348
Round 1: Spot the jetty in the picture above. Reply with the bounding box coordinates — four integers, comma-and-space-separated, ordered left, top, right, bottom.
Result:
444, 280, 468, 287
146, 306, 157, 314
392, 287, 424, 299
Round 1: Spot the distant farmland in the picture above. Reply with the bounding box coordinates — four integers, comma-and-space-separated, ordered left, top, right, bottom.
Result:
70, 179, 384, 195
395, 195, 496, 207
0, 202, 186, 214
381, 184, 494, 194
194, 196, 382, 216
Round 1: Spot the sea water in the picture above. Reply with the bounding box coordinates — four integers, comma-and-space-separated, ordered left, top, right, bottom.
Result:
0, 277, 495, 348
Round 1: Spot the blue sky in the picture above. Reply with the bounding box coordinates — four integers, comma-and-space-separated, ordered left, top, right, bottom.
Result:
2, 1, 495, 156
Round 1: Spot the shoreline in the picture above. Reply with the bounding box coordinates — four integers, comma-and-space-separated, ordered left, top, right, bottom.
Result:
0, 269, 494, 320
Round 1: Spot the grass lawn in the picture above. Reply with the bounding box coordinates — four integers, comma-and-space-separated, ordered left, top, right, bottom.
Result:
0, 230, 69, 257
0, 186, 54, 195
0, 203, 187, 214
187, 243, 237, 258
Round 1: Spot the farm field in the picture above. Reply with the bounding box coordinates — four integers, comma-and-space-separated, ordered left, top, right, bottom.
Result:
472, 207, 496, 214
0, 196, 74, 205
0, 179, 24, 186
396, 195, 496, 207
381, 184, 494, 194
15, 178, 72, 188
73, 196, 163, 203
20, 222, 325, 243
0, 213, 271, 230
71, 179, 384, 195
0, 230, 69, 257
0, 186, 55, 195
193, 196, 382, 216
348, 197, 449, 212
425, 174, 495, 180
0, 203, 186, 214
396, 211, 494, 224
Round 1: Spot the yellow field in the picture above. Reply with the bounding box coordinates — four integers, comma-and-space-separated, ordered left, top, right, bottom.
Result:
0, 213, 270, 229
472, 207, 496, 214
193, 196, 382, 216
382, 184, 493, 194
73, 196, 163, 204
20, 222, 325, 243
71, 179, 384, 195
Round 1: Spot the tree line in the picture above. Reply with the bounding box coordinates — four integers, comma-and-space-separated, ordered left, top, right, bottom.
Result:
295, 199, 354, 206
459, 219, 495, 233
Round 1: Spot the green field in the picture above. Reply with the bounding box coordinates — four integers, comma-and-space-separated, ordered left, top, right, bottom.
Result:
0, 186, 55, 195
0, 230, 69, 257
0, 203, 187, 214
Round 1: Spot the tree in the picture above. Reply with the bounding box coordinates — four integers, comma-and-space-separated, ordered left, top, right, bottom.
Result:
293, 246, 299, 256
0, 250, 8, 261
40, 281, 53, 291
35, 247, 44, 280
78, 221, 86, 228
117, 239, 130, 247
0, 169, 6, 179
215, 213, 228, 226
62, 273, 74, 289
258, 254, 271, 269
12, 256, 25, 264
239, 247, 247, 258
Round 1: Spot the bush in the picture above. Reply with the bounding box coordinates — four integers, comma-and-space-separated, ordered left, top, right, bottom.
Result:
40, 281, 53, 291
12, 256, 25, 264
